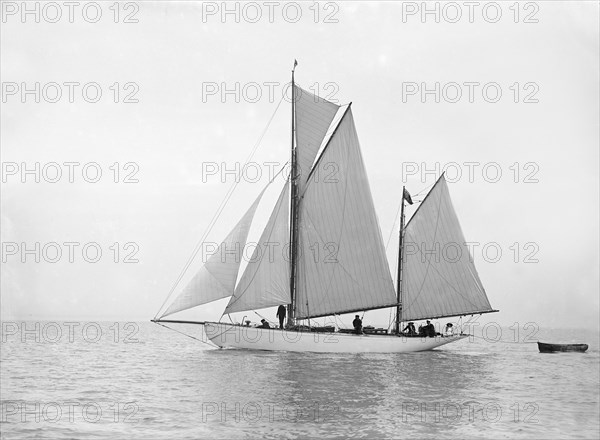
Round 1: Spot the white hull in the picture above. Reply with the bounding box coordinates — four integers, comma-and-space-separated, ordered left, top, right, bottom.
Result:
204, 322, 467, 353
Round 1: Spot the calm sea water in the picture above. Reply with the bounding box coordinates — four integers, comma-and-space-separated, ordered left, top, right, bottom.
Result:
1, 322, 599, 439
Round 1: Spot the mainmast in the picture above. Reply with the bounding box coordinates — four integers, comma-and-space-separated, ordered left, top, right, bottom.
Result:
395, 187, 406, 334
288, 60, 299, 327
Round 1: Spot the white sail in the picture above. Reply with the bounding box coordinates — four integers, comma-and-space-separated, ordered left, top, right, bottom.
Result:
161, 192, 264, 317
295, 108, 398, 319
401, 175, 494, 321
294, 85, 340, 192
224, 181, 291, 315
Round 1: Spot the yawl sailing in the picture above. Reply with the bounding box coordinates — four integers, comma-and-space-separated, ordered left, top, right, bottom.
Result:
153, 63, 498, 353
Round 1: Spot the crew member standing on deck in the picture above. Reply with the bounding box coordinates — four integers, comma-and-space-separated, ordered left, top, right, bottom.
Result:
353, 315, 363, 334
276, 305, 287, 329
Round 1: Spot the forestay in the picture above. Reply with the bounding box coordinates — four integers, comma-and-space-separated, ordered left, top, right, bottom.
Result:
161, 190, 265, 317
401, 175, 494, 321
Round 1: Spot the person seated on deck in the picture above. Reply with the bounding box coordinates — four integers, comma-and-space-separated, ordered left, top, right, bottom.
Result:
352, 315, 363, 334
425, 320, 436, 337
444, 323, 454, 336
402, 322, 416, 336
258, 319, 271, 329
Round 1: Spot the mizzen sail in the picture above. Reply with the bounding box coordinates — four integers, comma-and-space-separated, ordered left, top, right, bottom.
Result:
401, 175, 494, 321
161, 191, 265, 317
295, 108, 398, 319
224, 181, 291, 315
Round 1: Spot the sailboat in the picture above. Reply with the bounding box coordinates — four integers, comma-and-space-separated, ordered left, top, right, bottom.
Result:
152, 63, 498, 353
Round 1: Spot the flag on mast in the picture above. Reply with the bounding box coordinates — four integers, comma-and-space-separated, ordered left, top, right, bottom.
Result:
403, 188, 413, 205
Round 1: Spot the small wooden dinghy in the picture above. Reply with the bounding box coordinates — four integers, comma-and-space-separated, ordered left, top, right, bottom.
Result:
538, 342, 588, 353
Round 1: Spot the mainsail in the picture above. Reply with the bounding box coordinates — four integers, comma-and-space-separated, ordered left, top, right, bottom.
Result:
294, 108, 398, 319
294, 85, 340, 192
400, 175, 494, 321
224, 181, 291, 315
161, 191, 265, 317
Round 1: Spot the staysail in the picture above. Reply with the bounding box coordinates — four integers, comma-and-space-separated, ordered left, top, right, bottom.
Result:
161, 191, 265, 317
294, 107, 398, 319
400, 175, 494, 321
294, 85, 340, 192
224, 180, 291, 315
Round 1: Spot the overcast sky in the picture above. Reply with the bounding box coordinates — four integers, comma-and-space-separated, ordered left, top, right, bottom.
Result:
1, 1, 598, 331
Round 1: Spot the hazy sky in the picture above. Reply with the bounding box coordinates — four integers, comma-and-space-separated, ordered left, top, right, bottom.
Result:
1, 1, 598, 331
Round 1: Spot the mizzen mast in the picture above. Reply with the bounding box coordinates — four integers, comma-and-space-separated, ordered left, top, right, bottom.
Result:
395, 187, 406, 334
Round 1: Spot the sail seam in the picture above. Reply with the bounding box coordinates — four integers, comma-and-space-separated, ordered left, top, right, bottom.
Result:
299, 149, 353, 316
405, 242, 486, 314
408, 183, 444, 311
162, 268, 231, 318
226, 181, 290, 310
299, 104, 352, 199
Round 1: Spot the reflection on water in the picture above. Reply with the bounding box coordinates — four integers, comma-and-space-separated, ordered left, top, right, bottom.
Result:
1, 322, 598, 439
